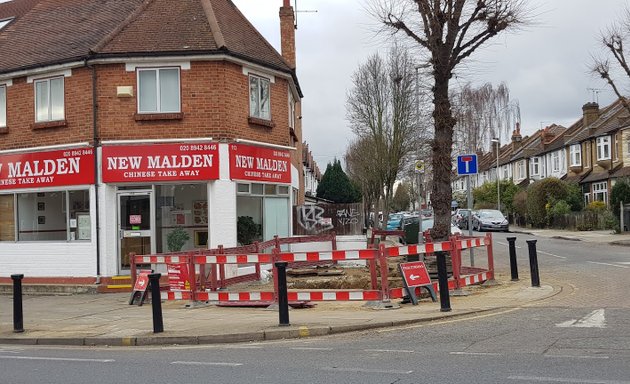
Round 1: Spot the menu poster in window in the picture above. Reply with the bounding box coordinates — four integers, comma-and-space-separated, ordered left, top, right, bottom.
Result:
193, 200, 208, 225
77, 213, 91, 240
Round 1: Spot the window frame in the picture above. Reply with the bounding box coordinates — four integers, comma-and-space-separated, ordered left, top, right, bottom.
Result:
592, 181, 608, 204
34, 76, 65, 123
288, 91, 296, 129
136, 67, 181, 114
249, 74, 271, 121
530, 157, 540, 176
569, 144, 581, 166
552, 151, 560, 172
596, 136, 611, 161
0, 84, 6, 128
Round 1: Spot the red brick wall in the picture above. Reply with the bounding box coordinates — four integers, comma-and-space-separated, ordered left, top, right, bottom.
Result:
0, 67, 94, 149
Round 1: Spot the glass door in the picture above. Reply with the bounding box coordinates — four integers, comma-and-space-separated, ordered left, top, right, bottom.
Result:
118, 192, 153, 272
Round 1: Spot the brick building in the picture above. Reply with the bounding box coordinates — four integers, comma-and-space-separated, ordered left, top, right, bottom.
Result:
0, 0, 304, 284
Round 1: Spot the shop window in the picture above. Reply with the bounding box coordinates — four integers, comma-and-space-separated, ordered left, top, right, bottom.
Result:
251, 183, 264, 195
0, 84, 6, 127
35, 76, 64, 122
279, 185, 290, 195
137, 67, 181, 113
264, 184, 277, 195
155, 184, 207, 253
15, 190, 89, 241
237, 195, 263, 246
237, 183, 250, 193
249, 75, 270, 120
0, 194, 15, 241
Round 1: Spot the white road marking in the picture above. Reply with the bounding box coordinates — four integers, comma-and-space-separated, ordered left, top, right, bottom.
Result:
587, 261, 629, 269
322, 367, 413, 374
0, 356, 113, 363
508, 375, 630, 383
556, 309, 606, 328
450, 351, 501, 356
546, 355, 609, 360
538, 250, 567, 259
290, 347, 333, 351
618, 262, 630, 265
364, 349, 415, 353
171, 361, 243, 367
497, 241, 522, 249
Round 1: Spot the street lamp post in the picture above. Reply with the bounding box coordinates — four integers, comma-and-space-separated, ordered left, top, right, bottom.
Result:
491, 138, 500, 212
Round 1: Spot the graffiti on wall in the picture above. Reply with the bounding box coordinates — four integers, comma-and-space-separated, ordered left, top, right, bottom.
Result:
293, 203, 364, 236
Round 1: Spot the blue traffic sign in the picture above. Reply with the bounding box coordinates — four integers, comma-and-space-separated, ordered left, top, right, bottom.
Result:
457, 154, 478, 175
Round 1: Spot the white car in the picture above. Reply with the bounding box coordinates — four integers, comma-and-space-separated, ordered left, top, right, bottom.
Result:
421, 218, 462, 235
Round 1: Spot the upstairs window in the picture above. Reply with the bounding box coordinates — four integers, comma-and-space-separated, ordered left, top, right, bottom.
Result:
517, 160, 525, 179
530, 157, 540, 176
288, 92, 296, 129
0, 85, 6, 127
35, 77, 64, 122
137, 67, 180, 113
596, 136, 611, 161
249, 75, 270, 120
570, 144, 581, 166
552, 151, 560, 172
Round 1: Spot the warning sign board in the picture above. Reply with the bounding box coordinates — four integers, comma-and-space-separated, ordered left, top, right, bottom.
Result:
398, 261, 435, 305
167, 264, 192, 292
129, 269, 152, 306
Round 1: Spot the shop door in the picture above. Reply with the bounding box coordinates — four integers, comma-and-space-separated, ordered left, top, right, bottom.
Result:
118, 193, 153, 272
263, 197, 289, 241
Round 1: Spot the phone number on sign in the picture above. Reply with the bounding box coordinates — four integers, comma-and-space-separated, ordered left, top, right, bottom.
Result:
179, 144, 217, 152
63, 149, 93, 157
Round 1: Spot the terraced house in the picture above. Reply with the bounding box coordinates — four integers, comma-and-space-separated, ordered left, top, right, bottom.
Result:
452, 98, 630, 210
0, 0, 305, 287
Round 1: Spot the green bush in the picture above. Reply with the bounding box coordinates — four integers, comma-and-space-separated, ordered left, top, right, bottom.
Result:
549, 200, 571, 216
472, 179, 520, 214
611, 178, 630, 219
513, 190, 528, 217
526, 178, 568, 228
167, 227, 190, 252
586, 200, 607, 212
565, 182, 583, 211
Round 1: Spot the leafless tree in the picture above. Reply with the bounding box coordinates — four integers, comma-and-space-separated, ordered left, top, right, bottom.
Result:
453, 82, 519, 155
370, 0, 530, 240
591, 6, 630, 113
346, 45, 420, 228
345, 137, 383, 227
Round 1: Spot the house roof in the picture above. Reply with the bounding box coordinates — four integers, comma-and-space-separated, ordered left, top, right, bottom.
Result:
565, 99, 629, 145
0, 0, 296, 83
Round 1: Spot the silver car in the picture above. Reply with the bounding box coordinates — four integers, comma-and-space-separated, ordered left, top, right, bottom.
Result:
472, 209, 509, 232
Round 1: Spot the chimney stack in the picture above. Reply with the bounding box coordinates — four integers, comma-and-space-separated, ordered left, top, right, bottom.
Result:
582, 102, 600, 128
279, 1, 296, 69
511, 122, 523, 149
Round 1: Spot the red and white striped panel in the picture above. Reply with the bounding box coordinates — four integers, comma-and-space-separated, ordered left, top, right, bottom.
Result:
462, 272, 490, 286
457, 237, 486, 250
386, 241, 452, 257
161, 291, 276, 302
278, 249, 377, 262
194, 254, 274, 265
136, 255, 191, 264
287, 290, 381, 301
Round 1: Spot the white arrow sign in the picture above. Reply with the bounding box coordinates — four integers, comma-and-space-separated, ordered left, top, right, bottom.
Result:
556, 309, 606, 328
409, 274, 420, 281
138, 280, 146, 287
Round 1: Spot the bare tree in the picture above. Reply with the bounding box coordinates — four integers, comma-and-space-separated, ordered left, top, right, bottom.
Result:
370, 0, 529, 240
346, 45, 419, 228
345, 137, 383, 227
591, 6, 630, 113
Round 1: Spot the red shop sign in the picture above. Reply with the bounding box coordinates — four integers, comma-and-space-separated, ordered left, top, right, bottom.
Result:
229, 144, 291, 183
102, 143, 219, 183
0, 148, 95, 190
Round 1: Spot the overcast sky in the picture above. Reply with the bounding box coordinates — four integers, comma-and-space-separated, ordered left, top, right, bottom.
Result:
232, 0, 628, 168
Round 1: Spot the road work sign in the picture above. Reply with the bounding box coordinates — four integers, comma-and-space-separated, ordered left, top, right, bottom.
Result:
398, 261, 436, 305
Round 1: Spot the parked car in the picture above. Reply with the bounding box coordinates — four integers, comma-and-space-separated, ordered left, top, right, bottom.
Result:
452, 208, 472, 229
418, 218, 462, 235
472, 209, 509, 232
386, 213, 405, 230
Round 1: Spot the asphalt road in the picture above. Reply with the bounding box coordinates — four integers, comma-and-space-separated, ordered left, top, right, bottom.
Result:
1, 233, 629, 384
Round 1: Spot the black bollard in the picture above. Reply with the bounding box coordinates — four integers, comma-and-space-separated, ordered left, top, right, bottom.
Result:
436, 252, 451, 312
526, 240, 541, 287
506, 236, 519, 281
148, 273, 164, 333
275, 262, 290, 326
11, 274, 24, 333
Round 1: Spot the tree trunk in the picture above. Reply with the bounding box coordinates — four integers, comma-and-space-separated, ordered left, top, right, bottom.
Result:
431, 71, 456, 241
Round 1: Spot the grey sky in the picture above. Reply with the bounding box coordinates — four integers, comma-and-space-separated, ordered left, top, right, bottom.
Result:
233, 0, 628, 168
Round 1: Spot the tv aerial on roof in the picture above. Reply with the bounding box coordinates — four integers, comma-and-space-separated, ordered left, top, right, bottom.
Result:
293, 0, 317, 29
587, 88, 603, 104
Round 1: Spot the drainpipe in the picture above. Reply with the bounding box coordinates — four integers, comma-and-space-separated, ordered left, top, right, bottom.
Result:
90, 62, 101, 283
